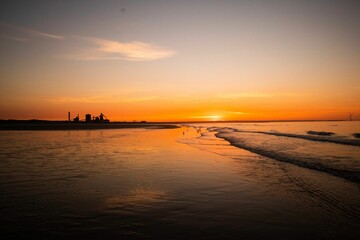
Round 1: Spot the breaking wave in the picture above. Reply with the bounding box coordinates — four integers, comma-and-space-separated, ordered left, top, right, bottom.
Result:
232, 129, 360, 147
210, 127, 360, 183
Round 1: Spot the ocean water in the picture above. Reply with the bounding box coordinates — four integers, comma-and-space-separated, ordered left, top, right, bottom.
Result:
187, 121, 360, 182
0, 121, 360, 239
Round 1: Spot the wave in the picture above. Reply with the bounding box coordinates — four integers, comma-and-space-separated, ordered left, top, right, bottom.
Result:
212, 128, 360, 183
232, 129, 360, 147
307, 130, 334, 136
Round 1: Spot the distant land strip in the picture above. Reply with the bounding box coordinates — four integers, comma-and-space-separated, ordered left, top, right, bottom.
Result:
0, 120, 179, 130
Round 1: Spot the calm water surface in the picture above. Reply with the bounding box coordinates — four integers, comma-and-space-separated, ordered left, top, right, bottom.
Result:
1, 122, 360, 239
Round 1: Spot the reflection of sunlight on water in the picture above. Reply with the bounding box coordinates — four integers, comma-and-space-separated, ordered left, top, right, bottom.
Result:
104, 188, 166, 208
124, 146, 156, 153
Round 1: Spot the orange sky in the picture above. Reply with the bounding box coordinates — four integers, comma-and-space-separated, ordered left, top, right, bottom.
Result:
0, 1, 359, 121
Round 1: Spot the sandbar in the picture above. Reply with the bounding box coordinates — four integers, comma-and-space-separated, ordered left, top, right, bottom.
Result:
0, 121, 179, 130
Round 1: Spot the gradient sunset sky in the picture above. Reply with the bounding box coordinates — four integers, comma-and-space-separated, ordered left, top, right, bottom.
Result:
0, 0, 359, 121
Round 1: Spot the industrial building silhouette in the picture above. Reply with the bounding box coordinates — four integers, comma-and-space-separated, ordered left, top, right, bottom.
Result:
68, 112, 110, 123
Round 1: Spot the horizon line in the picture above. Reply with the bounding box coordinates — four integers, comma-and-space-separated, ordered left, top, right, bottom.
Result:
1, 119, 356, 124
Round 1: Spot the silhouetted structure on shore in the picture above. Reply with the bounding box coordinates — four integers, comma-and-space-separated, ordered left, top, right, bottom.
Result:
68, 112, 110, 123
85, 114, 91, 122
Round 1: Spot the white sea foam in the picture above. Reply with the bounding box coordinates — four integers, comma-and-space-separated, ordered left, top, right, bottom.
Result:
187, 121, 360, 183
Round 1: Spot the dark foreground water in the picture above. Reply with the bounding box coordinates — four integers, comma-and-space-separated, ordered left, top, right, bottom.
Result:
1, 122, 360, 239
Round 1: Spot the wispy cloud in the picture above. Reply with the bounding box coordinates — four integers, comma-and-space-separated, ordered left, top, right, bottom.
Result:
49, 95, 159, 104
0, 22, 65, 41
121, 96, 159, 102
94, 38, 175, 61
218, 92, 302, 100
49, 96, 107, 104
59, 37, 176, 61
1, 34, 30, 42
218, 93, 272, 99
28, 29, 65, 40
225, 111, 249, 115
1, 22, 176, 62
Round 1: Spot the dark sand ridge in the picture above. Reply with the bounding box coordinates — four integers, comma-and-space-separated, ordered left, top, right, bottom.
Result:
0, 121, 179, 130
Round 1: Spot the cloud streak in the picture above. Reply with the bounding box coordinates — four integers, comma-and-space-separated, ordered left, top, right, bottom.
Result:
218, 92, 302, 100
94, 38, 175, 61
59, 37, 176, 61
0, 22, 65, 41
225, 111, 249, 115
1, 22, 176, 62
27, 29, 65, 40
49, 95, 159, 104
218, 93, 272, 99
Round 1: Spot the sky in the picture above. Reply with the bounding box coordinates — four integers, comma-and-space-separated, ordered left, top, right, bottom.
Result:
0, 0, 359, 121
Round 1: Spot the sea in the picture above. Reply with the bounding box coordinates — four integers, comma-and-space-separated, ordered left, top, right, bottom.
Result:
0, 121, 359, 239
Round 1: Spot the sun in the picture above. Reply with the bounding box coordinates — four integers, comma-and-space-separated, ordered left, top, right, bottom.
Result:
208, 115, 222, 121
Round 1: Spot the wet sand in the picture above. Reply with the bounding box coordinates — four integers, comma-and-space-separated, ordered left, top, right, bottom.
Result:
0, 126, 359, 239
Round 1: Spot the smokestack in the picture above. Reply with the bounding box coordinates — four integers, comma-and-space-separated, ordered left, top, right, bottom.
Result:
68, 112, 71, 122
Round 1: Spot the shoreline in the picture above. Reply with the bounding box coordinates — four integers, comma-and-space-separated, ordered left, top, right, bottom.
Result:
0, 122, 179, 130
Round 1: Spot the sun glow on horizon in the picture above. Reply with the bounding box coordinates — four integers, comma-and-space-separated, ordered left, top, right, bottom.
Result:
190, 115, 223, 121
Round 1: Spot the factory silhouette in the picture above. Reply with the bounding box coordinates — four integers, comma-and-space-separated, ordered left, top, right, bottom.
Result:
68, 112, 110, 123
